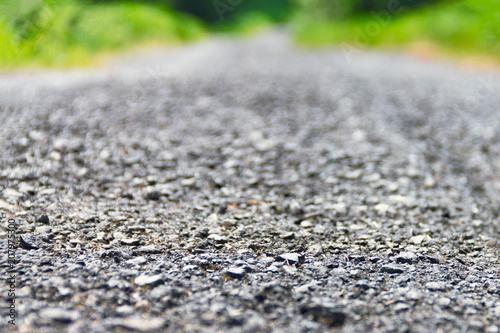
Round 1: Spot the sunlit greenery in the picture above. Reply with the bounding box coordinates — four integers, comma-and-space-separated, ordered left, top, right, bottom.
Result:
0, 0, 205, 68
0, 0, 498, 68
293, 0, 500, 58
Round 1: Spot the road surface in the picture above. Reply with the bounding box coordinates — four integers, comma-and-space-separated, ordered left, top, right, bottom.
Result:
1, 31, 500, 332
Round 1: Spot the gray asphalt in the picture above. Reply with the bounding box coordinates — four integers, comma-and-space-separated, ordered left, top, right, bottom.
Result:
1, 31, 500, 332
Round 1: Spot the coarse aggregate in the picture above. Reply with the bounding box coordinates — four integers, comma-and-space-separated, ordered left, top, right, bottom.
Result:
1, 32, 500, 332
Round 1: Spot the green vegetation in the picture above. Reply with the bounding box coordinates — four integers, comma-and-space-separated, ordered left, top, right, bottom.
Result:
0, 0, 205, 68
0, 0, 498, 68
170, 0, 292, 24
292, 0, 500, 59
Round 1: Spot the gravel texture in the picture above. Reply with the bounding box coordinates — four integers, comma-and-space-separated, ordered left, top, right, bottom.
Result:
1, 31, 500, 332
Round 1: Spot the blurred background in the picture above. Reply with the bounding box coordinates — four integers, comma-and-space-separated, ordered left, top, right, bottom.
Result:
0, 0, 498, 68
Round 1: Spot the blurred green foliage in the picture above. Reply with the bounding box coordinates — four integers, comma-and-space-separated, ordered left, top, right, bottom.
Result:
293, 0, 442, 20
0, 0, 205, 67
170, 0, 293, 23
0, 0, 499, 68
293, 0, 500, 58
81, 0, 293, 23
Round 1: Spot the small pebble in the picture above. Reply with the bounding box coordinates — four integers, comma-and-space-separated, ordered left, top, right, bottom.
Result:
227, 267, 246, 278
134, 274, 164, 287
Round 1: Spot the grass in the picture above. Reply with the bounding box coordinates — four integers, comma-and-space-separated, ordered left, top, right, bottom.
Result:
0, 0, 206, 68
292, 0, 500, 61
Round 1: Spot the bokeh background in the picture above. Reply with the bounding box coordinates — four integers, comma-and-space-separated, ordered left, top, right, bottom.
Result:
0, 0, 498, 67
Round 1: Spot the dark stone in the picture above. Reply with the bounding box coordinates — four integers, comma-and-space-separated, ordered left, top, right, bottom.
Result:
396, 252, 417, 264
38, 215, 50, 224
19, 234, 45, 250
145, 191, 161, 201
301, 303, 347, 328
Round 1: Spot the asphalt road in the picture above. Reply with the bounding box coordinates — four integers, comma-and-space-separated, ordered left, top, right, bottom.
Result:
1, 31, 500, 332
